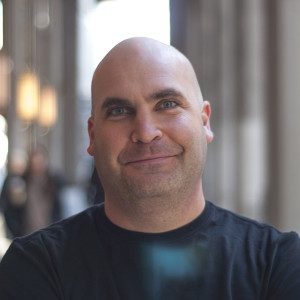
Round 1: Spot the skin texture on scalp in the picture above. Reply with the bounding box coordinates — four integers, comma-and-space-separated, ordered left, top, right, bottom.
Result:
88, 37, 213, 232
91, 37, 203, 114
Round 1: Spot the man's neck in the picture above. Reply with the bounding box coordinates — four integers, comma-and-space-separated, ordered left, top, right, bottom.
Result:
104, 189, 206, 233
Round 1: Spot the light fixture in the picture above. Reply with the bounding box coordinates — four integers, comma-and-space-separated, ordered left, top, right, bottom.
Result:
16, 72, 39, 122
38, 85, 57, 128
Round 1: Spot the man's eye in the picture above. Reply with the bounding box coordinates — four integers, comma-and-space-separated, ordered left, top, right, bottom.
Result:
158, 100, 178, 110
107, 106, 131, 117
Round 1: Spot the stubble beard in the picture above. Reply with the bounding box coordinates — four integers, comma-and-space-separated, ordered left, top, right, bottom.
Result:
98, 133, 208, 218
117, 142, 207, 211
122, 162, 186, 201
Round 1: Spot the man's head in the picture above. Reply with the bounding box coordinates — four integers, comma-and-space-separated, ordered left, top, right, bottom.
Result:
87, 37, 213, 230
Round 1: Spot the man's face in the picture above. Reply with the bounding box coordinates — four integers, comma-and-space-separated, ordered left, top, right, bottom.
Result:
88, 47, 212, 203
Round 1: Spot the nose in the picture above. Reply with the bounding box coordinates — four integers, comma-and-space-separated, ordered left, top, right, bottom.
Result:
130, 112, 163, 143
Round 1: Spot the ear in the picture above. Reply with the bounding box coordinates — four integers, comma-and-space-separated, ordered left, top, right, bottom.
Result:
87, 116, 95, 156
201, 101, 214, 144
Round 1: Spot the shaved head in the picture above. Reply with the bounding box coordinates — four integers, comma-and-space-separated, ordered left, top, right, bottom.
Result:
91, 37, 203, 114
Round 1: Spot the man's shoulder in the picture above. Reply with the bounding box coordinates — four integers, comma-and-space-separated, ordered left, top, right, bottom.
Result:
0, 204, 108, 299
206, 202, 300, 298
11, 204, 104, 253
208, 201, 299, 247
210, 200, 280, 232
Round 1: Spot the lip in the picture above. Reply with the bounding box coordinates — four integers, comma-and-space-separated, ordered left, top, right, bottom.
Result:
125, 155, 176, 165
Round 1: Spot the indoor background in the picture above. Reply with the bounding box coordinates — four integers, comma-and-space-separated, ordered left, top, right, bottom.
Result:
0, 0, 299, 255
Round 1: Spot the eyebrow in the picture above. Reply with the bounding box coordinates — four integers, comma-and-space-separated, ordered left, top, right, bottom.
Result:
149, 88, 184, 101
101, 97, 132, 110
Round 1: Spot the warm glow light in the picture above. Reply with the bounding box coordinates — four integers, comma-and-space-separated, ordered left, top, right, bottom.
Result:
38, 86, 57, 127
16, 72, 39, 122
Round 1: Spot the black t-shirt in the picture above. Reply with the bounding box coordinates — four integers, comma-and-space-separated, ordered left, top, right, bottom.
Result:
0, 201, 300, 299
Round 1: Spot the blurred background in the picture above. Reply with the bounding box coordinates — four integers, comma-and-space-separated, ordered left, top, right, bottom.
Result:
0, 0, 300, 255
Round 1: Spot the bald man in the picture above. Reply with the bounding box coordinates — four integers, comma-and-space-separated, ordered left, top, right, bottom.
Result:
0, 37, 300, 299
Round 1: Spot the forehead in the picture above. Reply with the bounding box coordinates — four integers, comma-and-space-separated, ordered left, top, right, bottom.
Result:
92, 53, 200, 107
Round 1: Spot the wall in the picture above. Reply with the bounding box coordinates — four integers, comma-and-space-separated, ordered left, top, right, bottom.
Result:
170, 0, 300, 232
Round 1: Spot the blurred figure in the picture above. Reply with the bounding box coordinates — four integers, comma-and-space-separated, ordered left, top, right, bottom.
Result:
23, 145, 64, 235
0, 150, 27, 238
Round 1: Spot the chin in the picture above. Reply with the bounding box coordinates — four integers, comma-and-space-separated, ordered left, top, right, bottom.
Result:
123, 174, 182, 199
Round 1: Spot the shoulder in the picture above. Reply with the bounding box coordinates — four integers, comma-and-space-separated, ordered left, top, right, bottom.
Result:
6, 203, 104, 257
0, 204, 105, 298
207, 202, 300, 298
208, 201, 300, 250
0, 204, 106, 298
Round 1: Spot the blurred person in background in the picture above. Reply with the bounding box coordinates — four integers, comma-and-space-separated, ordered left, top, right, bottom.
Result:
0, 37, 299, 299
0, 150, 27, 238
22, 145, 65, 235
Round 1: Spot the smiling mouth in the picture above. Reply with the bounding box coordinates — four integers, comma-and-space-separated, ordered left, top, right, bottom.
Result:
126, 155, 176, 165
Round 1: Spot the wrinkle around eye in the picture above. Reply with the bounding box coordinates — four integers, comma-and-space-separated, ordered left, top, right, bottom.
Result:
156, 100, 179, 111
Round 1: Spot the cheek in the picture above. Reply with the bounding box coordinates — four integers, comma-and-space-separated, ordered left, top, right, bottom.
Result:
94, 128, 128, 164
165, 113, 202, 144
